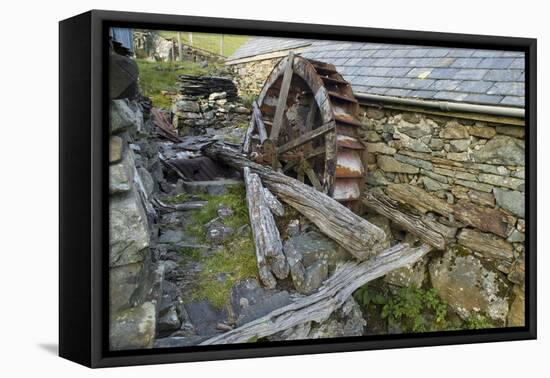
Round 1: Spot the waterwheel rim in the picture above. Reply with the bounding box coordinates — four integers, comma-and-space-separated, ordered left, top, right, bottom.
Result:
250, 54, 366, 205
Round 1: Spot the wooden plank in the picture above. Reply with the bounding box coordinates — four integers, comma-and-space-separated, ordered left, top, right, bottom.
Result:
253, 101, 268, 143
204, 144, 387, 260
243, 167, 288, 287
200, 243, 432, 345
303, 160, 322, 192
242, 110, 256, 154
270, 52, 295, 142
276, 121, 335, 155
362, 190, 449, 250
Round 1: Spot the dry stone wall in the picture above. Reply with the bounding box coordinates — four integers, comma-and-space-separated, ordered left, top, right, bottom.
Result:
229, 58, 280, 96
359, 106, 525, 326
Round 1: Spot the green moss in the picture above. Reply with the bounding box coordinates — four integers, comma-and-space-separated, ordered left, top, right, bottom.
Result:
179, 186, 257, 308
193, 235, 257, 308
164, 192, 192, 204
136, 59, 222, 108
188, 186, 249, 241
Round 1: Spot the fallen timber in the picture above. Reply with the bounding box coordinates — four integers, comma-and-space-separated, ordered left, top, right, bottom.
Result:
243, 167, 289, 288
362, 190, 451, 250
200, 243, 432, 345
203, 143, 386, 260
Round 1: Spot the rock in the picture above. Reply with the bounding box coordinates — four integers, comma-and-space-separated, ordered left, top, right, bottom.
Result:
473, 135, 525, 166
396, 119, 433, 138
365, 130, 381, 142
109, 262, 145, 314
183, 179, 244, 195
429, 245, 510, 322
429, 138, 444, 150
285, 231, 352, 272
307, 297, 366, 338
217, 205, 234, 219
395, 132, 431, 153
449, 139, 470, 152
110, 187, 150, 267
365, 170, 390, 186
508, 259, 525, 285
137, 167, 154, 197
447, 152, 470, 162
287, 219, 300, 237
366, 142, 396, 155
384, 257, 427, 288
496, 125, 525, 138
378, 155, 419, 174
154, 336, 207, 348
402, 112, 422, 124
507, 229, 525, 243
507, 285, 525, 326
209, 92, 227, 101
206, 222, 234, 243
365, 107, 385, 120
159, 228, 186, 244
439, 121, 469, 139
457, 228, 514, 262
110, 99, 140, 134
157, 305, 182, 336
479, 174, 524, 191
394, 154, 433, 170
230, 279, 292, 326
422, 176, 449, 191
110, 135, 124, 163
174, 99, 200, 113
468, 124, 496, 139
234, 106, 250, 114
184, 300, 228, 336
467, 190, 495, 207
109, 161, 132, 194
110, 302, 156, 350
455, 179, 493, 193
364, 214, 392, 249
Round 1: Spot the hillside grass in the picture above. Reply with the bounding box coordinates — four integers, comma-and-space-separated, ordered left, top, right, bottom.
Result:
136, 59, 221, 108
158, 31, 248, 57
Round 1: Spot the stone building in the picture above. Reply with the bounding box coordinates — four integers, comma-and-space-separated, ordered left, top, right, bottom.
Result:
227, 38, 526, 327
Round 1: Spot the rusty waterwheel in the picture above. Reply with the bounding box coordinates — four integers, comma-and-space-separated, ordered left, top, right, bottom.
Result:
242, 53, 367, 206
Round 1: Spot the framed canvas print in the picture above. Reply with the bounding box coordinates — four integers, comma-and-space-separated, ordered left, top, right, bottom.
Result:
59, 10, 536, 368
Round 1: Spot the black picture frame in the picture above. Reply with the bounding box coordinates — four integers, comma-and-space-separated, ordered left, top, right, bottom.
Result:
59, 9, 537, 368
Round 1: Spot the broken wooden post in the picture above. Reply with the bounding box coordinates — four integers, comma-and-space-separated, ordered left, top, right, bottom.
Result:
200, 243, 432, 345
204, 143, 386, 260
243, 167, 288, 288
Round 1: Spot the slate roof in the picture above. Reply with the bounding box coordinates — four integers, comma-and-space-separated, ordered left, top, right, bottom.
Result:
228, 37, 525, 108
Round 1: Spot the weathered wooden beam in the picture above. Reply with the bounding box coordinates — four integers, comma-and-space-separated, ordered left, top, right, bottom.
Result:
244, 167, 288, 287
262, 187, 285, 217
204, 143, 386, 260
276, 121, 335, 155
242, 109, 256, 154
270, 52, 295, 142
200, 243, 432, 345
362, 190, 449, 250
252, 101, 268, 143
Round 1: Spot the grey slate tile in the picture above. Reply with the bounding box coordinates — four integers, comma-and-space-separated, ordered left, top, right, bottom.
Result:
509, 58, 525, 69
453, 69, 488, 80
355, 66, 392, 76
455, 81, 494, 94
427, 68, 458, 79
385, 88, 412, 97
432, 80, 462, 91
434, 91, 469, 101
483, 69, 524, 82
472, 50, 504, 58
409, 90, 437, 99
500, 96, 525, 107
487, 82, 525, 96
447, 49, 476, 58
464, 93, 504, 104
406, 67, 434, 78
450, 58, 482, 68
478, 57, 515, 69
